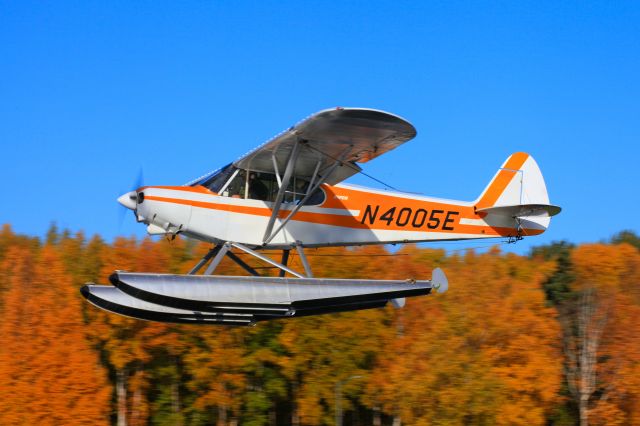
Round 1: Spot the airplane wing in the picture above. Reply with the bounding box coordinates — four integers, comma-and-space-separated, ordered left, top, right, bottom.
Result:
233, 107, 417, 186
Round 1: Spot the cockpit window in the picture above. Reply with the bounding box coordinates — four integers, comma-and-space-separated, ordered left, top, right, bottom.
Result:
193, 166, 325, 205
194, 163, 236, 194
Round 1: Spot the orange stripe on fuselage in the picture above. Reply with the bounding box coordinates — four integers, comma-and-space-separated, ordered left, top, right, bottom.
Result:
144, 184, 543, 237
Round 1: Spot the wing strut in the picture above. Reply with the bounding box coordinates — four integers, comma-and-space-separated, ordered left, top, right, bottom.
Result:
263, 149, 347, 245
262, 141, 302, 242
272, 149, 283, 188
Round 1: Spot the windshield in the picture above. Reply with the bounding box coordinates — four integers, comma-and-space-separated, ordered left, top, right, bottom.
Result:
192, 165, 325, 205
192, 163, 236, 193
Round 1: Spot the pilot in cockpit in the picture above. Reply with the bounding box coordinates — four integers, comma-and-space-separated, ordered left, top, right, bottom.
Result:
249, 173, 269, 201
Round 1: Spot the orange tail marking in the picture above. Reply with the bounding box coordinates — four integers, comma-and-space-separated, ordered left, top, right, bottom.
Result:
476, 152, 529, 208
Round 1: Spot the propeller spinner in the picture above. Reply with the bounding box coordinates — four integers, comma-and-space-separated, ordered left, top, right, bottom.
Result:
117, 191, 137, 210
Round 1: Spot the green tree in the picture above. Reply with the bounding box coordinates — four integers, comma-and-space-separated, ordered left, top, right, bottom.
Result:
611, 230, 640, 250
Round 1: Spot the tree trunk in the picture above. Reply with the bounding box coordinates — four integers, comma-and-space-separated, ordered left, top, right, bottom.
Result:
217, 405, 227, 426
269, 408, 276, 425
116, 368, 127, 426
396, 310, 404, 337
292, 380, 300, 426
373, 406, 381, 426
172, 381, 182, 426
131, 378, 143, 426
392, 414, 402, 426
580, 395, 589, 426
563, 288, 609, 426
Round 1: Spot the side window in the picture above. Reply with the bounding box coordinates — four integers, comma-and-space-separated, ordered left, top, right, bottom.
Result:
302, 187, 326, 206
248, 172, 278, 201
214, 169, 327, 205
284, 177, 308, 204
284, 178, 326, 206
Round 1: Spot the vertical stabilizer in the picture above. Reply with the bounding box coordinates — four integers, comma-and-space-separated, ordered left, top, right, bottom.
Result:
475, 152, 551, 208
475, 152, 557, 229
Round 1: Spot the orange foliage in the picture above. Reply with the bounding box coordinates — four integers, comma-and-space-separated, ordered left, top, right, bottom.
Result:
0, 244, 110, 425
0, 224, 638, 425
571, 243, 640, 425
184, 328, 247, 424
367, 248, 562, 425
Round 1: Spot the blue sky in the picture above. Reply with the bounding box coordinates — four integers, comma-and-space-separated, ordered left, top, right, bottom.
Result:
1, 1, 638, 254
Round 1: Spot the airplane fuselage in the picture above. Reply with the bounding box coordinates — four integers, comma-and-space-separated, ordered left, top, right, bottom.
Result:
134, 182, 543, 249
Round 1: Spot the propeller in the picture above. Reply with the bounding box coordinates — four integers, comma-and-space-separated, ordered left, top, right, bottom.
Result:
117, 168, 144, 229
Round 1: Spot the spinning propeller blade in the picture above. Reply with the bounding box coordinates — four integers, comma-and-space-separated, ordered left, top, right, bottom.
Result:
117, 168, 144, 229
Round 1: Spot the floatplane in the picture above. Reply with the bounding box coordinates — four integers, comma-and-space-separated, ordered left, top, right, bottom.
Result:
82, 108, 560, 326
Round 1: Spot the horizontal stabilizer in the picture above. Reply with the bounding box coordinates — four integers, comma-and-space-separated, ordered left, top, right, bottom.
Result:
476, 204, 561, 218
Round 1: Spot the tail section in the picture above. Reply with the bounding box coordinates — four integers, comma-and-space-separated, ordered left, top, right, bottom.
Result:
475, 152, 551, 208
474, 152, 560, 230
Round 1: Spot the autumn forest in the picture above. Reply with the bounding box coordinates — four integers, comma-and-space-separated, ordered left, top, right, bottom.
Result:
0, 224, 638, 426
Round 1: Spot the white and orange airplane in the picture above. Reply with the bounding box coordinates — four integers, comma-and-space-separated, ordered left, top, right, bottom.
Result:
82, 108, 560, 326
